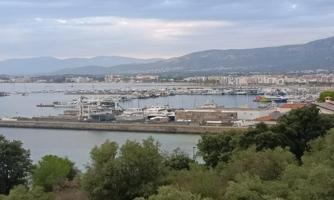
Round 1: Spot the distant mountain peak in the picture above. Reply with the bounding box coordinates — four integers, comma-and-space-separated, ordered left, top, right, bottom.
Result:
0, 36, 333, 75
0, 56, 163, 75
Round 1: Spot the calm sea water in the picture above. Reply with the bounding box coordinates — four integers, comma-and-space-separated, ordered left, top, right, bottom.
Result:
0, 127, 201, 170
0, 83, 259, 117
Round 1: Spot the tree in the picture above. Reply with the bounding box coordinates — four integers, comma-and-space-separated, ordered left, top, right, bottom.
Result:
168, 165, 224, 199
240, 106, 334, 160
274, 129, 334, 200
318, 90, 334, 102
0, 135, 32, 194
223, 173, 285, 200
82, 138, 166, 200
164, 148, 194, 170
273, 105, 332, 159
135, 186, 212, 200
0, 185, 54, 200
218, 147, 296, 182
32, 155, 77, 192
197, 132, 239, 167
240, 123, 283, 151
223, 130, 334, 200
282, 164, 334, 200
302, 128, 334, 166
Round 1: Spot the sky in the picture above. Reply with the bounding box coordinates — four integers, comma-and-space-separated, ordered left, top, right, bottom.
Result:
0, 0, 334, 60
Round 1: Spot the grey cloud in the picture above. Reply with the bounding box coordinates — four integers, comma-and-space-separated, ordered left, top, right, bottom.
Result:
0, 0, 334, 59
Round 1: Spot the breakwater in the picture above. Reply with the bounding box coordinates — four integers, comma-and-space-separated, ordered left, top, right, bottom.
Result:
0, 120, 246, 134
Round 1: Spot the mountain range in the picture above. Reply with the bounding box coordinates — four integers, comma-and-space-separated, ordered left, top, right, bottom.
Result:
1, 36, 334, 75
0, 56, 162, 75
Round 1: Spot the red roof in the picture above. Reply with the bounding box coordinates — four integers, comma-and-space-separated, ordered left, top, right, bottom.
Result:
256, 115, 274, 121
280, 103, 306, 109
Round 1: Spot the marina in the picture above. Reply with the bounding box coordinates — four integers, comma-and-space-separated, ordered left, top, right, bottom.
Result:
0, 83, 322, 128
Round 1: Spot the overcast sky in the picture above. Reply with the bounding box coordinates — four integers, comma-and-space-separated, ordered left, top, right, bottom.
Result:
0, 0, 334, 59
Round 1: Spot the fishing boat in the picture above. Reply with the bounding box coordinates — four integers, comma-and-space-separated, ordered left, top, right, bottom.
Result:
254, 96, 271, 103
36, 103, 55, 107
149, 116, 170, 123
273, 97, 288, 103
254, 95, 288, 103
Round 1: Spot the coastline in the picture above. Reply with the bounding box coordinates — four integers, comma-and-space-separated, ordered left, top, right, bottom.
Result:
0, 120, 246, 134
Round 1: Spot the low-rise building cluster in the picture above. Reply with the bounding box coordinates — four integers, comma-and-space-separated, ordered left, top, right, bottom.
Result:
184, 74, 334, 86
105, 74, 159, 83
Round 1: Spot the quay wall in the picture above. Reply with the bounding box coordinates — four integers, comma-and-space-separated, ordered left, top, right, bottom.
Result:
0, 120, 246, 134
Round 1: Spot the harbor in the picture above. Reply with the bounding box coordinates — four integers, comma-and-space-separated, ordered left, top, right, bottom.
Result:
0, 82, 326, 131
0, 120, 245, 134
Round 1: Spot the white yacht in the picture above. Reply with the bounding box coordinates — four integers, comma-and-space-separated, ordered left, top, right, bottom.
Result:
115, 108, 145, 122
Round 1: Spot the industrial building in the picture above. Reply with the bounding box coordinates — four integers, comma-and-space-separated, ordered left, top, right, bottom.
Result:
175, 109, 237, 126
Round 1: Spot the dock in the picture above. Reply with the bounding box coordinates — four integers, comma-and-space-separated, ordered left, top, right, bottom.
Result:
0, 120, 246, 134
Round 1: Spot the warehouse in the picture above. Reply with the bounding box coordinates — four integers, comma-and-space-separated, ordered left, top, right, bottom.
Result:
175, 109, 237, 126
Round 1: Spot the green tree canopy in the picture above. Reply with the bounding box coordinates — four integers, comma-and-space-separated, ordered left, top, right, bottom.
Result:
82, 138, 166, 200
218, 147, 297, 182
240, 105, 334, 160
164, 148, 194, 171
197, 132, 239, 167
224, 129, 334, 200
318, 90, 334, 102
136, 186, 212, 200
32, 155, 77, 192
168, 165, 224, 199
273, 105, 332, 159
223, 173, 287, 200
239, 123, 283, 151
0, 135, 32, 194
302, 128, 334, 166
280, 129, 334, 200
0, 185, 54, 200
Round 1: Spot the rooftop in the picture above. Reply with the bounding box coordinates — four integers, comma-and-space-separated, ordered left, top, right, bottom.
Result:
316, 102, 334, 111
280, 103, 307, 109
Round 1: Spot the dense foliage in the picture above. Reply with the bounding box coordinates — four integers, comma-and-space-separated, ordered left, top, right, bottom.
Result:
134, 186, 212, 200
0, 185, 54, 200
32, 155, 77, 191
237, 105, 333, 160
81, 138, 166, 200
197, 132, 239, 167
164, 148, 194, 170
318, 90, 334, 102
0, 135, 32, 194
1, 105, 334, 199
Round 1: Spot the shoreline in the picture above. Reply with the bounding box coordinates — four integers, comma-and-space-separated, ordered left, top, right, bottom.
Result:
0, 120, 246, 134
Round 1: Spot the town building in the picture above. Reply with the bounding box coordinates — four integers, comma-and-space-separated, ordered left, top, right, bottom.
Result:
184, 73, 334, 86
277, 103, 307, 113
175, 109, 237, 125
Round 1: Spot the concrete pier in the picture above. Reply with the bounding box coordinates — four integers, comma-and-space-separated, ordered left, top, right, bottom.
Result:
0, 120, 246, 134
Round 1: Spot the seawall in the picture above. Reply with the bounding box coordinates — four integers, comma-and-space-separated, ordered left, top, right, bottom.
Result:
0, 120, 246, 134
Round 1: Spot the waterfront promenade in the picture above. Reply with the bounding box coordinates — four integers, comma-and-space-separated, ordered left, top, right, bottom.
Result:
0, 120, 246, 134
